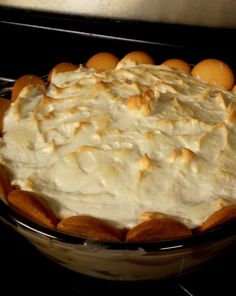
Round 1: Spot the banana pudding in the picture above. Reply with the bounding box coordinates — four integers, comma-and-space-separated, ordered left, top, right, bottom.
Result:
1, 55, 236, 242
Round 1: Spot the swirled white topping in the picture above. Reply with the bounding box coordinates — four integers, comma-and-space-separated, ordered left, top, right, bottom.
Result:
1, 63, 236, 229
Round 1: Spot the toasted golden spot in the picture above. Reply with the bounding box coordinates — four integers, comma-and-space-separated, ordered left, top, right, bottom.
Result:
126, 90, 154, 115
144, 131, 154, 139
137, 154, 152, 170
114, 95, 122, 101
227, 102, 234, 114
170, 97, 181, 107
42, 111, 55, 121
170, 149, 181, 161
170, 148, 196, 164
66, 105, 80, 114
94, 81, 108, 91
227, 109, 236, 124
48, 142, 56, 152
51, 85, 65, 93
200, 122, 227, 143
155, 119, 173, 134
140, 102, 151, 115
199, 131, 210, 146
214, 92, 226, 109
215, 197, 232, 208
94, 115, 112, 130
156, 118, 172, 126
34, 96, 51, 116
143, 89, 155, 102
139, 211, 168, 223
118, 81, 140, 95
181, 148, 196, 163
78, 145, 97, 153
138, 170, 145, 181
226, 102, 236, 123
215, 122, 227, 130
141, 93, 154, 115
74, 121, 91, 135
137, 154, 153, 181
199, 123, 228, 160
24, 177, 34, 189
126, 95, 142, 110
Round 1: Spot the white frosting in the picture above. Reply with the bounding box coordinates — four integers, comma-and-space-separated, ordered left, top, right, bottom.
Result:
1, 63, 236, 229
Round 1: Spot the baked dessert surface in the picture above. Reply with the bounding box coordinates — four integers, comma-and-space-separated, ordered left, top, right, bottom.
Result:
1, 55, 236, 242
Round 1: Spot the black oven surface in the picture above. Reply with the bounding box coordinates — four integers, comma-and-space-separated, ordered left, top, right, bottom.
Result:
1, 8, 236, 295
0, 7, 236, 80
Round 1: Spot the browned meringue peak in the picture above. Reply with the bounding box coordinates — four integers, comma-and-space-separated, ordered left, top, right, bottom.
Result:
107, 80, 141, 97
170, 147, 196, 164
126, 90, 155, 116
139, 211, 169, 223
137, 153, 152, 171
225, 102, 236, 124
199, 123, 228, 162
14, 87, 45, 119
50, 65, 96, 86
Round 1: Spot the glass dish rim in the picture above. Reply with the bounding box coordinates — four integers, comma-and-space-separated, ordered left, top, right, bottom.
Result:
1, 199, 236, 252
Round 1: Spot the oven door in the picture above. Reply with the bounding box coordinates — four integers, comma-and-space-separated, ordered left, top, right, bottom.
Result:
1, 0, 236, 28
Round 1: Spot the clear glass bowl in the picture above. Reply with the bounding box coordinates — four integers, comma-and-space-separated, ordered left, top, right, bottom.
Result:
1, 199, 236, 281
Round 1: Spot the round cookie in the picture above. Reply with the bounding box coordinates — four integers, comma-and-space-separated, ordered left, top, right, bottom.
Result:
196, 205, 236, 232
86, 52, 119, 71
48, 62, 78, 82
191, 59, 235, 90
162, 58, 191, 73
11, 75, 45, 102
120, 51, 154, 65
0, 98, 11, 135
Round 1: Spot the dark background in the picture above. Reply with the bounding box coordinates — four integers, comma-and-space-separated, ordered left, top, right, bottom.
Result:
1, 7, 236, 295
0, 7, 236, 79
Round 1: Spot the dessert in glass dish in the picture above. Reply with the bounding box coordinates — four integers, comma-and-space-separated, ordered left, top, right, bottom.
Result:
1, 51, 236, 280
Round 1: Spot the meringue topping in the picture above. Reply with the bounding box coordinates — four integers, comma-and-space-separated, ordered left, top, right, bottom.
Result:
1, 63, 236, 229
